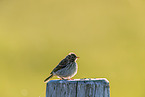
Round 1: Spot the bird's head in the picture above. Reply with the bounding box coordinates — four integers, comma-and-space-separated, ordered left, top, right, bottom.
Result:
66, 52, 79, 62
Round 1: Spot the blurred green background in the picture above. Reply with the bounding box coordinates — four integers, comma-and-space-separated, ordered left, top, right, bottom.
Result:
0, 0, 145, 97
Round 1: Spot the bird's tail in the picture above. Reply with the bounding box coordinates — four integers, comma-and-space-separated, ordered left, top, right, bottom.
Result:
44, 74, 53, 83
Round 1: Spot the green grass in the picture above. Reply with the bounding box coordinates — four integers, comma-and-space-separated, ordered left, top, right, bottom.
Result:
1, 0, 145, 97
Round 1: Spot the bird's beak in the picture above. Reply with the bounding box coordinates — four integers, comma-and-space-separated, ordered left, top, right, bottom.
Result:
76, 56, 80, 58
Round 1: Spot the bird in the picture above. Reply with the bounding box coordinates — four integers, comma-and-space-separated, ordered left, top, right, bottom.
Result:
44, 52, 79, 83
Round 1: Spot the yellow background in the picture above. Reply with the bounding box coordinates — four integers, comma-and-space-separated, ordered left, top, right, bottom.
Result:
0, 0, 145, 97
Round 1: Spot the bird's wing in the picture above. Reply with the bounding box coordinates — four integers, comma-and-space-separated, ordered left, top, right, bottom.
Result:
50, 58, 68, 74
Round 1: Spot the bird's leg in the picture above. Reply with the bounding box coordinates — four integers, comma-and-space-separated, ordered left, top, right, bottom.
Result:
60, 77, 65, 80
70, 78, 74, 80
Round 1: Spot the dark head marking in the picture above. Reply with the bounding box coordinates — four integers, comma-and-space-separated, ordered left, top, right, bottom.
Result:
66, 52, 78, 62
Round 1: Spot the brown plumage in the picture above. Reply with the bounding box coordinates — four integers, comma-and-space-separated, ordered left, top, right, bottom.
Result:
44, 53, 79, 83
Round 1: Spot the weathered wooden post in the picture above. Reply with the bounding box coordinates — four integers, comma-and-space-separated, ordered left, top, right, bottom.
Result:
46, 78, 110, 97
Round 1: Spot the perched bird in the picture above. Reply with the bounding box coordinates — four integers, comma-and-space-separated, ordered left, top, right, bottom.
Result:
44, 52, 79, 83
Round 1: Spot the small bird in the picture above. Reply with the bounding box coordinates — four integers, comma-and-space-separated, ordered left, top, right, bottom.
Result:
44, 52, 79, 83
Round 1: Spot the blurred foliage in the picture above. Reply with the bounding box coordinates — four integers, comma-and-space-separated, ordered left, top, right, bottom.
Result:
0, 0, 145, 97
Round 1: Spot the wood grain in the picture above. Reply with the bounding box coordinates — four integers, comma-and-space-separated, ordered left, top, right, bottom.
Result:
46, 78, 110, 97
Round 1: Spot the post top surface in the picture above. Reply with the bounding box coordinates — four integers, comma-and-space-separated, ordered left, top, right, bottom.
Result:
47, 78, 109, 84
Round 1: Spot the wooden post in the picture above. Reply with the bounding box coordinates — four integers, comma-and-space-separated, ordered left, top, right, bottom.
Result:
46, 78, 110, 97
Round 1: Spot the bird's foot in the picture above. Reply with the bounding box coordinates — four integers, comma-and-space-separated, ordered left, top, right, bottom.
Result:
69, 78, 74, 80
60, 77, 65, 80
